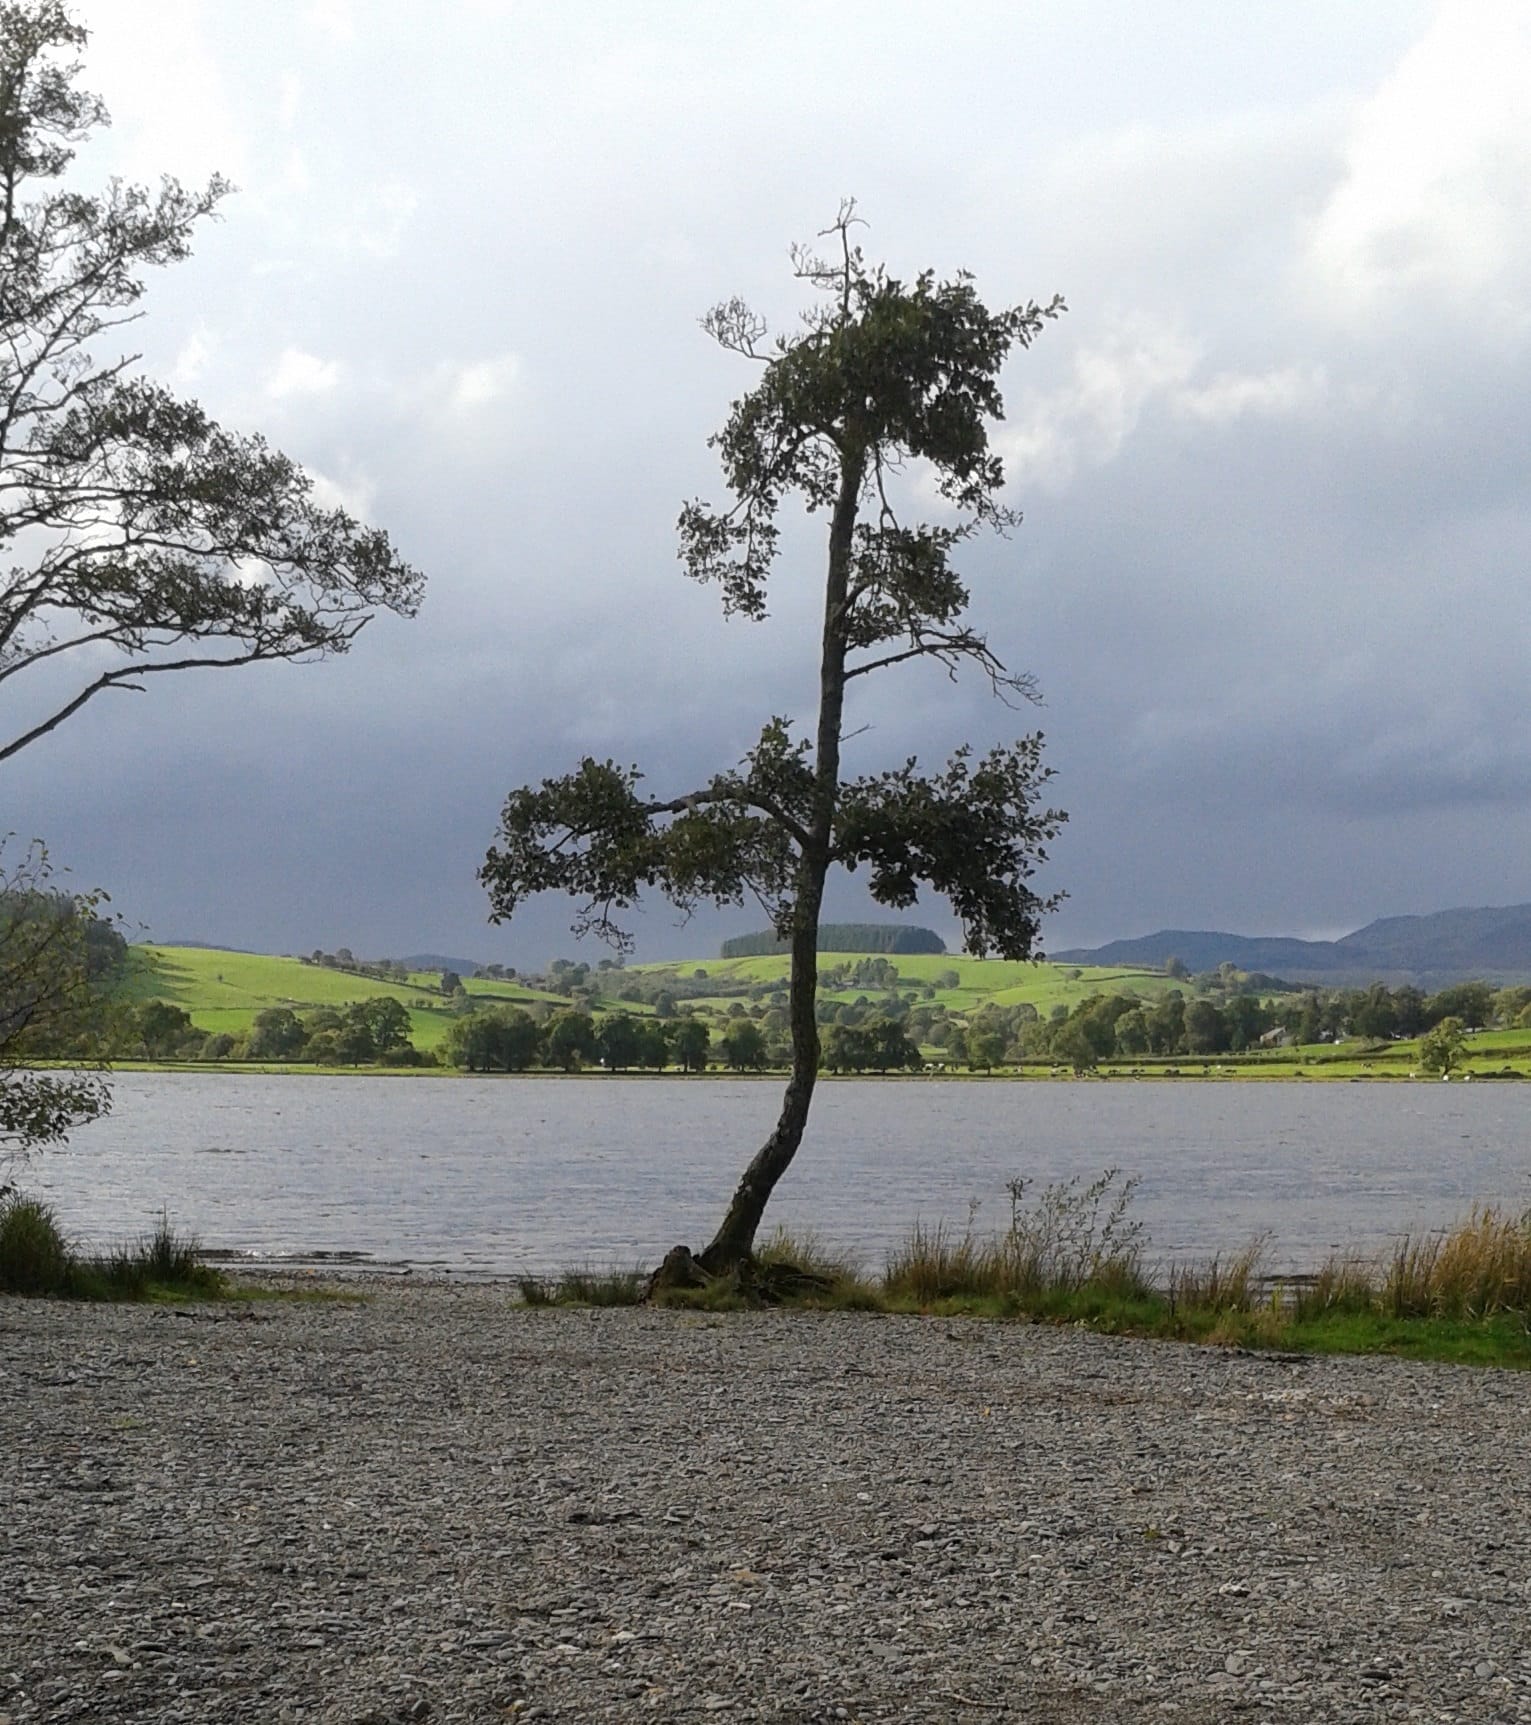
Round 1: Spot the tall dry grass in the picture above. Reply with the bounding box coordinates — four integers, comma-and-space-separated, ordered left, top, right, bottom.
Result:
1167, 1237, 1268, 1313
1292, 1206, 1531, 1322
1381, 1207, 1531, 1318
884, 1170, 1151, 1304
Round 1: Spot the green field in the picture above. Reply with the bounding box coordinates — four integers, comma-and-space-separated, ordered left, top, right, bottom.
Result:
625, 952, 1184, 1017
120, 946, 567, 1050
114, 944, 1531, 1080
124, 945, 1183, 1039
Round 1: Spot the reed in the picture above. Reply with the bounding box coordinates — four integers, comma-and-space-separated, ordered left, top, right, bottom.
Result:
1168, 1238, 1268, 1314
1381, 1207, 1531, 1319
884, 1170, 1151, 1305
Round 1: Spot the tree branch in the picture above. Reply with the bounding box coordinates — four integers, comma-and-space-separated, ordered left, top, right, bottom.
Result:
844, 629, 1040, 706
639, 784, 810, 851
0, 637, 355, 765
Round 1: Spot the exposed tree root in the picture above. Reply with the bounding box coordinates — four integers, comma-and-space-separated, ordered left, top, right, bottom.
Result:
643, 1245, 834, 1306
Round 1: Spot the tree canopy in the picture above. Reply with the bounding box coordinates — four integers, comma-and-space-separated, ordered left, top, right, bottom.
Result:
482, 205, 1065, 1273
0, 3, 422, 764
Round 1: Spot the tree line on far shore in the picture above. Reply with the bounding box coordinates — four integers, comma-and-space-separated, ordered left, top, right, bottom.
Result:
79, 997, 755, 1073
43, 973, 1531, 1079
1011, 978, 1531, 1072
21, 918, 1531, 1079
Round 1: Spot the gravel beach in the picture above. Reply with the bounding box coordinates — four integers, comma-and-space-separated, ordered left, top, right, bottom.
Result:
3, 1283, 1530, 1724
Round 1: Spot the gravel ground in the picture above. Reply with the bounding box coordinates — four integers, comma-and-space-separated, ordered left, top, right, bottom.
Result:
3, 1283, 1530, 1725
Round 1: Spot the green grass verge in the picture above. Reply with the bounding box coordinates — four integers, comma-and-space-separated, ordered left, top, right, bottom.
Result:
540, 1269, 1531, 1369
522, 1184, 1531, 1371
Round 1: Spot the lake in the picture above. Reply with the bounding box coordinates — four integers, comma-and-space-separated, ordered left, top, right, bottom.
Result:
24, 1072, 1531, 1278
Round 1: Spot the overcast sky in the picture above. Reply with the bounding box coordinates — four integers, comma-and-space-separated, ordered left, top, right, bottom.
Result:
8, 0, 1531, 967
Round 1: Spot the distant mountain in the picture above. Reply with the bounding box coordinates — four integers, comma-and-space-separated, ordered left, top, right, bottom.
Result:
1053, 930, 1350, 976
1053, 903, 1531, 987
401, 952, 486, 976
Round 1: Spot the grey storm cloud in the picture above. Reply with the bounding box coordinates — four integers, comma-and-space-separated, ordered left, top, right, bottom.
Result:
7, 0, 1531, 964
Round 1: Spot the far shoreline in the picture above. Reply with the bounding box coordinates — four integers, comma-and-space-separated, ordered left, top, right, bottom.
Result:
75, 1059, 1528, 1082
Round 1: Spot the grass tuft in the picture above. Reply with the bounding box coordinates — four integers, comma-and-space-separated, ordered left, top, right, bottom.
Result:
1379, 1207, 1531, 1319
0, 1193, 223, 1300
516, 1266, 645, 1307
516, 1273, 556, 1306
884, 1170, 1151, 1307
1168, 1237, 1268, 1314
1293, 1249, 1377, 1320
557, 1267, 645, 1306
0, 1193, 71, 1294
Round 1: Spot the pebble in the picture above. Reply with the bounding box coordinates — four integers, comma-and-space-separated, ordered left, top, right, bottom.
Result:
3, 1284, 1530, 1722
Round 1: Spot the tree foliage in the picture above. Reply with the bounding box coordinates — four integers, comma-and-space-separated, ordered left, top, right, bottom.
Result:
544, 1010, 597, 1072
822, 1016, 920, 1074
1419, 1016, 1468, 1076
0, 837, 109, 1174
0, 4, 422, 764
720, 923, 945, 959
719, 1018, 767, 1071
482, 205, 1066, 1269
443, 1005, 540, 1072
669, 1017, 711, 1074
595, 1011, 641, 1071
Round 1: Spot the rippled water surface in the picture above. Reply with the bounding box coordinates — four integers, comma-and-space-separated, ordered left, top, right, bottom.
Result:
31, 1072, 1531, 1275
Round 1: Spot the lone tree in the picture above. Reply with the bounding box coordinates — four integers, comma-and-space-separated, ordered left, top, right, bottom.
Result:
0, 3, 421, 1159
0, 3, 422, 765
1418, 1016, 1468, 1078
481, 206, 1066, 1277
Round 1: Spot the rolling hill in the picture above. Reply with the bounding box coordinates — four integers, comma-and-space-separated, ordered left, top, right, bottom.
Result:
1053, 902, 1531, 987
623, 951, 1186, 1018
119, 947, 565, 1050
118, 942, 1186, 1050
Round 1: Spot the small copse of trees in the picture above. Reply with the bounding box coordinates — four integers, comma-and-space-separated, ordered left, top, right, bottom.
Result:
721, 924, 947, 959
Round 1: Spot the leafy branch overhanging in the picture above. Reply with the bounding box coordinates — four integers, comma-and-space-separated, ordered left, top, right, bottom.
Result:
0, 2, 422, 765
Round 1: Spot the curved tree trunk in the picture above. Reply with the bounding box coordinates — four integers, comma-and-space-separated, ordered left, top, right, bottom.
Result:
697, 861, 825, 1271
694, 443, 864, 1275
